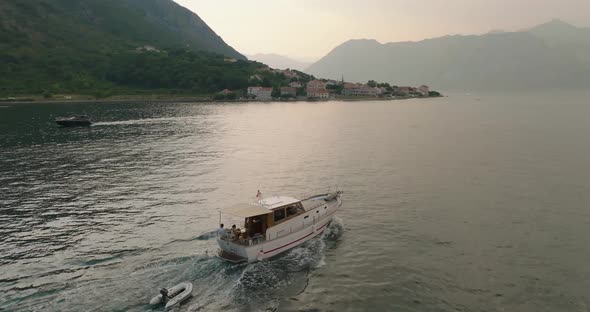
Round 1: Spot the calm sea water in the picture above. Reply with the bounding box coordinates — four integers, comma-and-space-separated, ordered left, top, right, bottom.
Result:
1, 93, 589, 311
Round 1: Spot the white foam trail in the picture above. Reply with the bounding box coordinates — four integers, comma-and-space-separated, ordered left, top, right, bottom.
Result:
93, 116, 200, 126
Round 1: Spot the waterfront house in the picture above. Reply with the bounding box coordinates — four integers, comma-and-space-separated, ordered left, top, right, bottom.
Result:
419, 85, 430, 96
247, 87, 260, 97
307, 88, 330, 99
289, 81, 303, 88
247, 87, 273, 100
397, 86, 412, 95
307, 80, 326, 89
342, 83, 360, 96
343, 84, 381, 97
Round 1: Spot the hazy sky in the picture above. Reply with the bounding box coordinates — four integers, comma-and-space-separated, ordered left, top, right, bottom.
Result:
175, 0, 589, 60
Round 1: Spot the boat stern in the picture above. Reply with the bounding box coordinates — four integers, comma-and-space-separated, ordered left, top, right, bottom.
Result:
216, 238, 251, 263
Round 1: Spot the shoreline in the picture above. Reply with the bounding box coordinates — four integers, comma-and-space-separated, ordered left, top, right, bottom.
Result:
0, 95, 443, 105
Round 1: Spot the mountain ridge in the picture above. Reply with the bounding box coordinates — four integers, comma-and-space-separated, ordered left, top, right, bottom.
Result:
247, 53, 313, 71
306, 20, 590, 90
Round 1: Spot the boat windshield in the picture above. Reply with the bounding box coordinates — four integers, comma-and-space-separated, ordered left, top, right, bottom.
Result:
272, 202, 305, 224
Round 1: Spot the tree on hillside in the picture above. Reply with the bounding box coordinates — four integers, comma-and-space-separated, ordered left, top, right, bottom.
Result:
271, 87, 281, 98
326, 83, 343, 94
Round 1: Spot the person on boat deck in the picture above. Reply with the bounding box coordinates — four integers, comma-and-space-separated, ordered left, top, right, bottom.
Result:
231, 224, 241, 239
217, 224, 227, 237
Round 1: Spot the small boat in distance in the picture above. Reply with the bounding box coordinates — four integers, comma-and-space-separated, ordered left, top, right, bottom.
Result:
55, 115, 92, 127
217, 190, 343, 263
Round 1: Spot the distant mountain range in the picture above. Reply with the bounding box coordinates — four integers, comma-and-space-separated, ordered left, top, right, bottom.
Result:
306, 19, 590, 90
247, 53, 313, 71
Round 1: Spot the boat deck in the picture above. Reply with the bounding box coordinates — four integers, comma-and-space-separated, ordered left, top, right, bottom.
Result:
301, 193, 331, 211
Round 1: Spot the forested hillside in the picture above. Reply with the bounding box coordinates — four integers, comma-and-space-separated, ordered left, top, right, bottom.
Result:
0, 0, 264, 97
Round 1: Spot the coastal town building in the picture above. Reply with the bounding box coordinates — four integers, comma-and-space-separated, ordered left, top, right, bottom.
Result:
280, 87, 297, 97
247, 87, 273, 100
397, 86, 413, 95
307, 88, 330, 98
289, 81, 303, 88
342, 84, 359, 96
419, 85, 430, 96
343, 84, 381, 96
307, 80, 326, 89
218, 89, 234, 95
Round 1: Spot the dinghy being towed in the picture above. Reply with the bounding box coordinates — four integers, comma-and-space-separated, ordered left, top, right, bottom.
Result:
149, 282, 193, 310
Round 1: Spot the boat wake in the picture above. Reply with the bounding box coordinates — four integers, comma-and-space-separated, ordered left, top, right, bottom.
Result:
6, 219, 345, 312
226, 218, 345, 310
322, 217, 345, 244
195, 230, 217, 240
92, 116, 199, 126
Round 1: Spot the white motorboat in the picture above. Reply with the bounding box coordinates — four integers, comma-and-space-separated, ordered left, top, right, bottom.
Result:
149, 282, 193, 310
217, 190, 343, 263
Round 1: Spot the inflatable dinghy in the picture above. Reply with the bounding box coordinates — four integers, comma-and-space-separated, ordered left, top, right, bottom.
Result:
149, 282, 193, 310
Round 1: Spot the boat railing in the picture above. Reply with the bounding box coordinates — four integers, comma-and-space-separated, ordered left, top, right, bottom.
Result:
298, 186, 342, 202
221, 221, 307, 243
301, 200, 325, 211
220, 233, 266, 246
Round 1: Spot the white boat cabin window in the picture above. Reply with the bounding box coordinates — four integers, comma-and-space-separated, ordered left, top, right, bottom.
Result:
273, 208, 286, 222
273, 203, 305, 223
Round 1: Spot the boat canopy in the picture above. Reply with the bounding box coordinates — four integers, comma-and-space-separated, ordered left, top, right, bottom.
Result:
259, 196, 300, 209
222, 203, 270, 218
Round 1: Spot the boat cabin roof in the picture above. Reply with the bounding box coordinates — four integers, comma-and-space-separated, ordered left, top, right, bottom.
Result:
221, 196, 302, 218
259, 196, 300, 209
222, 203, 270, 218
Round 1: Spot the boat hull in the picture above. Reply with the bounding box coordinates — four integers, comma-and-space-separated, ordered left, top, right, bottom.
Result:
56, 120, 92, 127
218, 195, 341, 263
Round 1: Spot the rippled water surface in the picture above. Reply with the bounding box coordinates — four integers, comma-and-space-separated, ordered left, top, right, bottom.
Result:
1, 93, 590, 311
